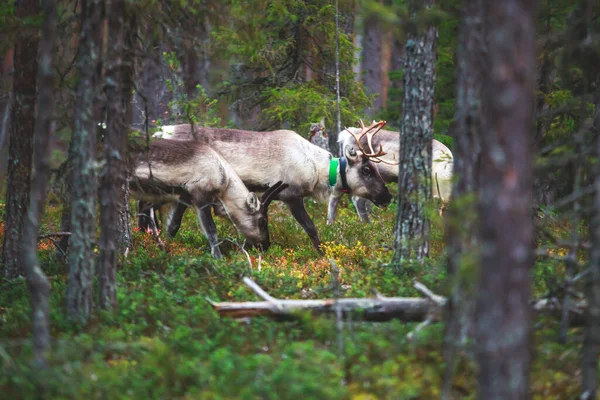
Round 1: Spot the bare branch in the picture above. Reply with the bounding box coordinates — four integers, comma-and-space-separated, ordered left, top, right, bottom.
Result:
242, 277, 279, 304
414, 281, 446, 306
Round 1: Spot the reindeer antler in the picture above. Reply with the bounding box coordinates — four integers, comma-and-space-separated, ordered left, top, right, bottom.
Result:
260, 181, 289, 212
345, 120, 399, 165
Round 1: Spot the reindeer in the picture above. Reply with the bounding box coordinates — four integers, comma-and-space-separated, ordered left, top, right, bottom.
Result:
130, 138, 287, 258
329, 124, 454, 224
150, 121, 393, 251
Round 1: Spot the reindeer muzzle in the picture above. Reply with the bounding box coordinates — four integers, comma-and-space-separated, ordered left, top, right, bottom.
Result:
373, 191, 393, 207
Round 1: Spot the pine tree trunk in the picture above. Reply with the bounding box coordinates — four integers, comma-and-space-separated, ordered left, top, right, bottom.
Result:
98, 0, 128, 311
582, 76, 600, 400
130, 38, 171, 129
328, 0, 356, 155
67, 0, 103, 323
442, 0, 484, 397
391, 0, 437, 268
2, 0, 39, 279
361, 3, 385, 117
475, 2, 536, 399
0, 48, 11, 157
54, 138, 75, 262
532, 4, 556, 207
387, 31, 404, 116
21, 0, 57, 367
118, 12, 136, 251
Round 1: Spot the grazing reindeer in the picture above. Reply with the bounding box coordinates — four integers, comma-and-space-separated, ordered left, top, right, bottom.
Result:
151, 121, 393, 251
130, 138, 287, 258
329, 125, 454, 224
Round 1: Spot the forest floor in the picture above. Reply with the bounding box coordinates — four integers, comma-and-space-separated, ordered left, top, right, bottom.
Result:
0, 193, 587, 399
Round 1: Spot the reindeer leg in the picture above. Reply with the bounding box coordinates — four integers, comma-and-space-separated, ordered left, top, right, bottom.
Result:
196, 204, 222, 259
138, 200, 154, 231
352, 196, 373, 224
286, 198, 322, 253
154, 205, 162, 231
327, 192, 343, 225
166, 201, 188, 238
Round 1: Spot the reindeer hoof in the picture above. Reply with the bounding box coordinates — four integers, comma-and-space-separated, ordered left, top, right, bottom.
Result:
212, 247, 223, 259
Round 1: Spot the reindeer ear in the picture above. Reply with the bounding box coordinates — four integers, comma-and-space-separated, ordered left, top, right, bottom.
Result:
344, 145, 360, 165
246, 192, 261, 214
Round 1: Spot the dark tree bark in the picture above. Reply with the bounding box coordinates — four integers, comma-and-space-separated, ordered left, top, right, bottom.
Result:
98, 0, 129, 310
0, 46, 12, 160
54, 138, 75, 262
181, 39, 199, 100
389, 34, 404, 93
532, 2, 556, 207
131, 38, 172, 129
442, 0, 484, 397
582, 73, 600, 400
21, 0, 57, 367
2, 0, 40, 279
118, 12, 136, 250
391, 0, 437, 267
362, 2, 385, 117
327, 0, 356, 156
386, 30, 405, 119
475, 2, 536, 399
67, 0, 103, 324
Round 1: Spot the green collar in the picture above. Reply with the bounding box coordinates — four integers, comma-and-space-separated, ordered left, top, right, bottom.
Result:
329, 158, 339, 187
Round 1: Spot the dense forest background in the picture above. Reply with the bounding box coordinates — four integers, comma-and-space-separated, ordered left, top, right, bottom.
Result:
1, 0, 599, 398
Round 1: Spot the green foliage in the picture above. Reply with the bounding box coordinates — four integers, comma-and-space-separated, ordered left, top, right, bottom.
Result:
262, 80, 370, 137
213, 0, 371, 131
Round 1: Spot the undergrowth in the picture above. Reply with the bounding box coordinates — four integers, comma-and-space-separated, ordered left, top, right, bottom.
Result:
0, 194, 588, 399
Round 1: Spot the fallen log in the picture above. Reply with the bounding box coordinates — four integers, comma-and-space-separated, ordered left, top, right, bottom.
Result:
208, 277, 590, 327
207, 277, 444, 322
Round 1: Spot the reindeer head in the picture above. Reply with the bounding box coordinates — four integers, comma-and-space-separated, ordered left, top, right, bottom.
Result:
235, 181, 288, 251
341, 120, 393, 207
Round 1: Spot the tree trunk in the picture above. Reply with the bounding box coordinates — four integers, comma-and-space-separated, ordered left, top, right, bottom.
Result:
131, 37, 172, 129
54, 138, 75, 262
582, 74, 600, 400
98, 0, 128, 311
391, 0, 437, 267
476, 2, 536, 399
67, 0, 103, 324
362, 3, 385, 117
328, 0, 356, 156
118, 12, 136, 250
389, 33, 404, 92
21, 0, 57, 367
0, 46, 12, 161
386, 30, 405, 119
2, 0, 40, 279
532, 2, 556, 207
442, 0, 484, 397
